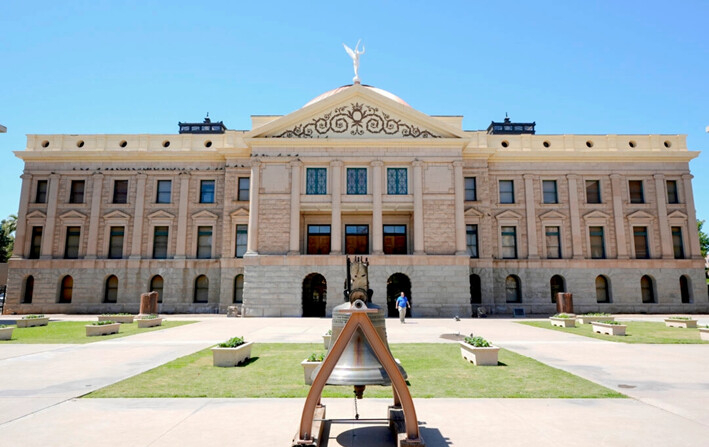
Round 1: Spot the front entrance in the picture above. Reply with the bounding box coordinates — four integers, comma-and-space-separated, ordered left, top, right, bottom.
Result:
386, 273, 412, 318
302, 273, 327, 317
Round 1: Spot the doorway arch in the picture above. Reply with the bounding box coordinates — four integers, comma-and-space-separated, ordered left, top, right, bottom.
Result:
302, 273, 327, 317
550, 275, 565, 303
387, 273, 412, 318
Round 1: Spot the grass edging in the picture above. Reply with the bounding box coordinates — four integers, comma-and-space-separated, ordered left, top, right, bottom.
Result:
520, 320, 709, 344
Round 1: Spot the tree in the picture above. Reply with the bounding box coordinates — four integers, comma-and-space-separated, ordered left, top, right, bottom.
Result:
698, 219, 709, 258
0, 214, 17, 262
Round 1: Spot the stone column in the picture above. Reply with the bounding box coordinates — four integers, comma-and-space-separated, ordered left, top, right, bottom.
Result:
610, 174, 629, 259
40, 173, 60, 259
222, 167, 237, 258
246, 161, 261, 255
653, 174, 673, 259
523, 174, 539, 259
682, 174, 702, 259
330, 160, 342, 254
453, 161, 467, 255
174, 171, 191, 259
412, 160, 424, 255
289, 161, 302, 254
371, 160, 384, 255
566, 174, 584, 259
11, 173, 32, 258
85, 173, 104, 259
129, 173, 147, 259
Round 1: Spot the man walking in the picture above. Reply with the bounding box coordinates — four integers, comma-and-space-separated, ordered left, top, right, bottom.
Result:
395, 291, 410, 323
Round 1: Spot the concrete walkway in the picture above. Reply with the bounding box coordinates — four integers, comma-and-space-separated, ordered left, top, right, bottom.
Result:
1, 315, 708, 446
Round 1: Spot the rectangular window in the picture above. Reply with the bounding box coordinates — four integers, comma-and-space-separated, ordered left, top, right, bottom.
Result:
383, 225, 407, 254
464, 177, 477, 201
501, 226, 517, 259
69, 180, 85, 203
235, 224, 248, 258
306, 168, 327, 195
200, 180, 215, 203
633, 226, 649, 259
196, 226, 212, 259
64, 226, 80, 259
35, 180, 48, 203
629, 180, 644, 204
153, 226, 168, 259
29, 226, 43, 259
589, 226, 605, 259
466, 224, 479, 258
542, 180, 558, 204
156, 180, 172, 204
345, 225, 369, 254
238, 177, 250, 201
499, 180, 514, 204
346, 168, 367, 195
666, 180, 679, 204
112, 180, 128, 204
108, 226, 124, 259
307, 225, 331, 254
545, 226, 561, 259
586, 180, 601, 204
387, 168, 408, 195
672, 226, 684, 259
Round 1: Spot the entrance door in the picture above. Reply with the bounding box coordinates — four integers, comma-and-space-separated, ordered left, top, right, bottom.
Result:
303, 273, 327, 317
386, 273, 412, 318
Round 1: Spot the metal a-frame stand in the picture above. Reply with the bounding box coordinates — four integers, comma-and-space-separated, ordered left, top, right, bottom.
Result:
292, 299, 425, 446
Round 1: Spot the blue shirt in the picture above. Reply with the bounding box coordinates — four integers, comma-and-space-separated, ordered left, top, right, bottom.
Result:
396, 296, 409, 308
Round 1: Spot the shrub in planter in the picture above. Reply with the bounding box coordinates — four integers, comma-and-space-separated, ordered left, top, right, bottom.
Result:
591, 320, 627, 336
98, 313, 134, 324
550, 313, 576, 328
16, 315, 49, 328
460, 335, 499, 366
0, 324, 14, 341
664, 316, 698, 329
323, 329, 332, 350
576, 313, 614, 324
137, 314, 163, 328
699, 325, 709, 342
86, 320, 121, 336
301, 352, 326, 385
212, 336, 254, 367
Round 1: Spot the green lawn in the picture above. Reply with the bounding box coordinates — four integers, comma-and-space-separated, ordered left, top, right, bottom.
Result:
86, 343, 623, 399
521, 320, 709, 344
0, 320, 195, 344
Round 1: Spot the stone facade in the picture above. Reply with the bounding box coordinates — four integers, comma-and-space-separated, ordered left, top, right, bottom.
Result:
4, 83, 707, 316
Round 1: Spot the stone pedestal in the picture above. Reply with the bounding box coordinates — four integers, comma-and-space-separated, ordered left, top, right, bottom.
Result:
139, 291, 158, 315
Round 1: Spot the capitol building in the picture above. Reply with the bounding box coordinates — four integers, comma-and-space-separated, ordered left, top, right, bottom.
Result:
4, 82, 707, 316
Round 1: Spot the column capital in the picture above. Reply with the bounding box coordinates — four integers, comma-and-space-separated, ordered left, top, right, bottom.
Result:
681, 173, 694, 181
135, 172, 147, 180
91, 171, 104, 178
412, 160, 424, 168
20, 173, 33, 180
289, 160, 303, 168
609, 173, 623, 180
370, 160, 384, 167
178, 170, 192, 177
653, 173, 665, 180
452, 161, 464, 168
565, 174, 580, 181
330, 160, 343, 167
523, 174, 535, 180
250, 160, 262, 168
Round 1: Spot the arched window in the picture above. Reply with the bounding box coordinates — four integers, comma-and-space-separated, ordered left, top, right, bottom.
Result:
150, 275, 164, 303
234, 274, 244, 304
550, 275, 565, 303
23, 276, 34, 304
194, 275, 209, 303
680, 275, 692, 304
59, 275, 73, 303
595, 275, 611, 303
470, 274, 481, 305
641, 275, 655, 304
505, 275, 521, 303
104, 275, 118, 303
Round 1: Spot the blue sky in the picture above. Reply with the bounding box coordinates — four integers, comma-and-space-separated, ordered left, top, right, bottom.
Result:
1, 0, 708, 222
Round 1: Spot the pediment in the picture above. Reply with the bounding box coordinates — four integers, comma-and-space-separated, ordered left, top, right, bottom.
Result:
147, 210, 175, 221
246, 84, 466, 140
230, 207, 250, 218
103, 210, 131, 220
26, 210, 47, 219
667, 210, 688, 220
494, 210, 523, 220
464, 206, 485, 218
583, 210, 611, 220
627, 210, 655, 220
539, 210, 566, 220
59, 210, 87, 221
191, 210, 219, 220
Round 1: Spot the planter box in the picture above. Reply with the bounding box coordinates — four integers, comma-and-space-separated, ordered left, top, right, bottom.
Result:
0, 327, 14, 340
212, 342, 253, 367
699, 328, 709, 341
99, 315, 134, 324
576, 316, 614, 325
323, 335, 331, 350
137, 317, 163, 328
550, 317, 576, 328
459, 342, 500, 366
16, 317, 49, 328
85, 323, 121, 337
592, 322, 627, 336
301, 360, 321, 385
664, 319, 697, 329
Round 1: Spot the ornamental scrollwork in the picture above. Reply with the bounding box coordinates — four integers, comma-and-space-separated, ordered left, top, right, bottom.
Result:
270, 103, 441, 138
